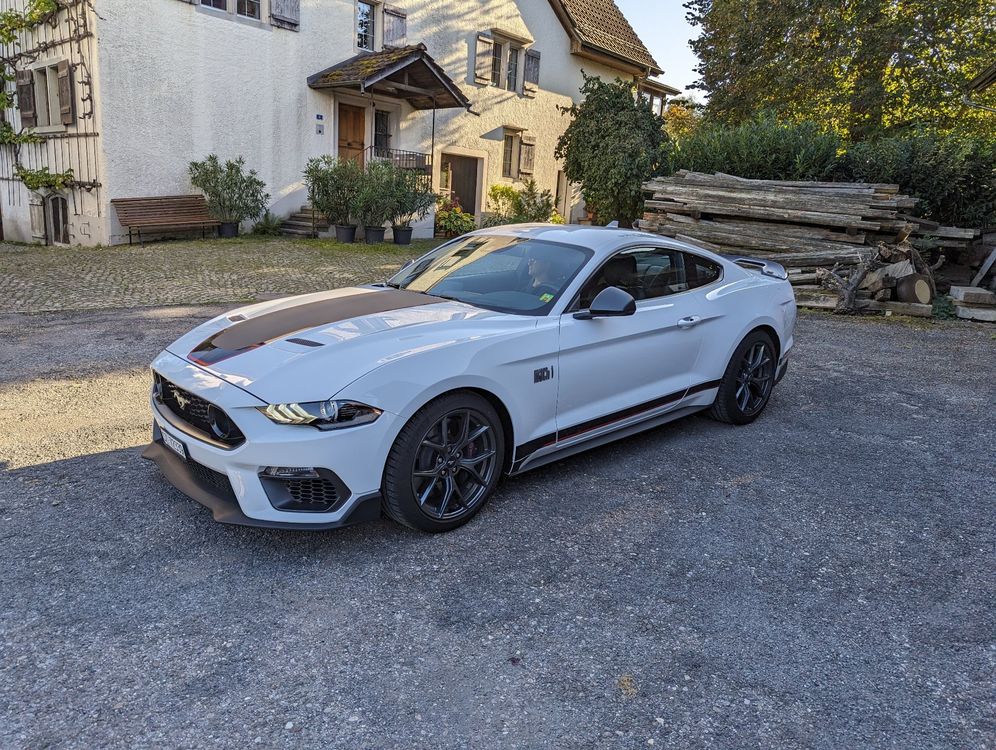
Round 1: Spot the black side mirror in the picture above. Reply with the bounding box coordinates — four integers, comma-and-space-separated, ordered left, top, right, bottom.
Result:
574, 286, 637, 320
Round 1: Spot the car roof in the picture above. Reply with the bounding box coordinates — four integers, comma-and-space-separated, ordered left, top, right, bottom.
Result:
469, 223, 669, 258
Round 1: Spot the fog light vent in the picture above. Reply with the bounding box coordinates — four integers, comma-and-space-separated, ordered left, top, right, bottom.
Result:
262, 467, 320, 479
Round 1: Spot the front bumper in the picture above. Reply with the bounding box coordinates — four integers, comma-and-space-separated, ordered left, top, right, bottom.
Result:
143, 351, 399, 529
142, 426, 381, 530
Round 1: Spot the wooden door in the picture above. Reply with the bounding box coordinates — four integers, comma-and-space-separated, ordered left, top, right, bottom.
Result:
338, 104, 366, 165
441, 154, 479, 215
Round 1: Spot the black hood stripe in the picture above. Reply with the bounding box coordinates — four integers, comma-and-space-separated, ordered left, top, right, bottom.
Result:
190, 288, 444, 366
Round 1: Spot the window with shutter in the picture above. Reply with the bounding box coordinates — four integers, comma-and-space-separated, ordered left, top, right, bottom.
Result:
57, 61, 74, 126
16, 70, 35, 128
475, 34, 494, 85
384, 7, 406, 46
502, 132, 516, 178
519, 136, 535, 175
524, 49, 541, 94
270, 0, 300, 29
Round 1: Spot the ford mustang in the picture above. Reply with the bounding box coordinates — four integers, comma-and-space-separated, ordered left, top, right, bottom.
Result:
143, 225, 796, 532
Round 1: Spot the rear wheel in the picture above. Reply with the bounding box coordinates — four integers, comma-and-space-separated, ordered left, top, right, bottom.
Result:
709, 330, 777, 425
382, 393, 504, 532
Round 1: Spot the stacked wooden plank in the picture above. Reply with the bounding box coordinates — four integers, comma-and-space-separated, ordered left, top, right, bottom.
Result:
949, 286, 996, 323
640, 171, 983, 316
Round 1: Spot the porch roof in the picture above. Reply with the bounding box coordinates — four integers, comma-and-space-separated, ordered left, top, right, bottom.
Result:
307, 44, 472, 110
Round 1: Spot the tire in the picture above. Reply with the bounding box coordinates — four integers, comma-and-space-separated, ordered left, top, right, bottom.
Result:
382, 392, 505, 532
709, 330, 778, 425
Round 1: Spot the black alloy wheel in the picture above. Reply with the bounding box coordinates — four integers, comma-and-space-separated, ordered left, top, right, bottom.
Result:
709, 330, 778, 425
411, 408, 498, 521
383, 393, 505, 532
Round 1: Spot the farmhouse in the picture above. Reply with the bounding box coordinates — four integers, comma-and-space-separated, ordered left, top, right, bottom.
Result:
0, 0, 676, 245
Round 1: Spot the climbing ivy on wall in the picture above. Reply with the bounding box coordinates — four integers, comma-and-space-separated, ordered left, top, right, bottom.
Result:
0, 0, 74, 191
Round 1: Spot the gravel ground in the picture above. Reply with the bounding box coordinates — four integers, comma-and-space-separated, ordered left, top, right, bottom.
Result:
0, 308, 993, 749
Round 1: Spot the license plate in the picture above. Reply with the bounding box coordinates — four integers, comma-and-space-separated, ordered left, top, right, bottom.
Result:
161, 428, 188, 461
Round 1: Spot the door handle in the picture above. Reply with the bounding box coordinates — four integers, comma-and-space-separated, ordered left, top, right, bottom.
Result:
677, 316, 702, 329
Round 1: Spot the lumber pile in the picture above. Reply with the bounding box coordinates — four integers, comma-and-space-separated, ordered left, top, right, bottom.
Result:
640, 171, 983, 316
949, 286, 996, 323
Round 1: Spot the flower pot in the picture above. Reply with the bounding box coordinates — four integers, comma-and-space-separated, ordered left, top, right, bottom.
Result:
219, 222, 239, 238
364, 226, 387, 244
392, 226, 414, 245
335, 224, 357, 243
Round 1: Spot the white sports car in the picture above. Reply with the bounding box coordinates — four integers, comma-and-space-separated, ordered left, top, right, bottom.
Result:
144, 225, 796, 532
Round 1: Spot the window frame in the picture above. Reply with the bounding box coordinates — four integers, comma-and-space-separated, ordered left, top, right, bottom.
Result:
356, 1, 376, 51
506, 46, 520, 92
29, 60, 68, 133
568, 245, 725, 312
490, 40, 504, 87
236, 0, 261, 20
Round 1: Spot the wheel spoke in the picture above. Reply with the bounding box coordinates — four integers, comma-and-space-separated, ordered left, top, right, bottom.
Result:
457, 460, 488, 487
458, 424, 490, 450
436, 476, 455, 518
736, 383, 749, 411
463, 447, 496, 465
456, 410, 470, 447
421, 439, 446, 455
417, 476, 438, 506
413, 469, 439, 478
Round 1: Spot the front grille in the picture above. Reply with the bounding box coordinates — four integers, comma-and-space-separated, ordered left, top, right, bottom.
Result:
286, 478, 340, 507
154, 373, 245, 447
187, 459, 236, 502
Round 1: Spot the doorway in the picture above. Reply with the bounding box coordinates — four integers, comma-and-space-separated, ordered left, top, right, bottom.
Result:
440, 154, 479, 216
338, 103, 366, 165
45, 195, 69, 245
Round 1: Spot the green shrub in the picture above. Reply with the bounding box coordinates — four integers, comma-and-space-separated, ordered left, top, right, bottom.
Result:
355, 160, 397, 228
389, 168, 437, 229
482, 179, 557, 226
669, 114, 841, 181
838, 131, 996, 228
189, 154, 270, 224
251, 211, 284, 236
303, 155, 362, 227
435, 196, 476, 237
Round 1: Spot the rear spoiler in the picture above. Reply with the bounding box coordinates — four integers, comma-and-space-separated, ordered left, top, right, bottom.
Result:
722, 255, 788, 280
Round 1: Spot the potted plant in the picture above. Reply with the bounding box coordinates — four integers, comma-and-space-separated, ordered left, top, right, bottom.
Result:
304, 155, 362, 242
189, 155, 269, 238
390, 168, 437, 245
355, 160, 396, 244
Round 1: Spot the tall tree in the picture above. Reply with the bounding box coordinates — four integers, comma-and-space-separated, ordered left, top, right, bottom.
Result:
685, 0, 996, 139
556, 75, 669, 226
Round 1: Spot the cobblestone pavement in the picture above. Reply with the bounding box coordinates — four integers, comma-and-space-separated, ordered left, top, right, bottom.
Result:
0, 237, 442, 313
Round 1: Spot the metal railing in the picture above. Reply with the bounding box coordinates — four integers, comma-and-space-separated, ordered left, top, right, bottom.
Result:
364, 146, 433, 174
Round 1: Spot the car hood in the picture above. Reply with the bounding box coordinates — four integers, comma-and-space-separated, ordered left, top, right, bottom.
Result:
165, 286, 523, 404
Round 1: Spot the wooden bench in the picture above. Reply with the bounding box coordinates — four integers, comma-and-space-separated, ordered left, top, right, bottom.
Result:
111, 195, 221, 244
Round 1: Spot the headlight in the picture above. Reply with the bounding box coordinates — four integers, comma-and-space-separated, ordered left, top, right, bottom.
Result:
258, 400, 382, 430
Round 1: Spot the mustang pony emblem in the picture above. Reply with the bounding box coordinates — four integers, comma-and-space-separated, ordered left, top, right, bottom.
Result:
169, 386, 192, 410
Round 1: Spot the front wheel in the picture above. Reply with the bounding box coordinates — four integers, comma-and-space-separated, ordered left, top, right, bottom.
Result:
709, 330, 777, 425
382, 393, 505, 532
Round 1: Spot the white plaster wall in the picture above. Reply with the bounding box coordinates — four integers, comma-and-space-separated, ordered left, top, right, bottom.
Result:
406, 0, 630, 219
96, 0, 356, 243
91, 0, 643, 244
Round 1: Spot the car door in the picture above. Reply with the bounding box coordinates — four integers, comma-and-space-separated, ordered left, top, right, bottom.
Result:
555, 247, 710, 436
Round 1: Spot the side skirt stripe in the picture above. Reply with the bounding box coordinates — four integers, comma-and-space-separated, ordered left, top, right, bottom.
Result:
513, 378, 723, 465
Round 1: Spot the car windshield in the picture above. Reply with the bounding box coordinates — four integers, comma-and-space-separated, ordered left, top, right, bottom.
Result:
388, 235, 593, 315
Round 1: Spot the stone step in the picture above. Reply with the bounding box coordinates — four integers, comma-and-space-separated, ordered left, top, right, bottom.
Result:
284, 216, 329, 228
279, 226, 322, 237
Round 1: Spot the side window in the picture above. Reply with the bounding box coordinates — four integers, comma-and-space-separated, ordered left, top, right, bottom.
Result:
577, 248, 723, 308
682, 251, 722, 290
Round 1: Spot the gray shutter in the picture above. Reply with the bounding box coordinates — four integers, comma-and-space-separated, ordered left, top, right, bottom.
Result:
270, 0, 300, 29
16, 70, 35, 128
524, 49, 541, 96
475, 34, 494, 85
384, 7, 406, 46
519, 135, 535, 175
57, 61, 75, 126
